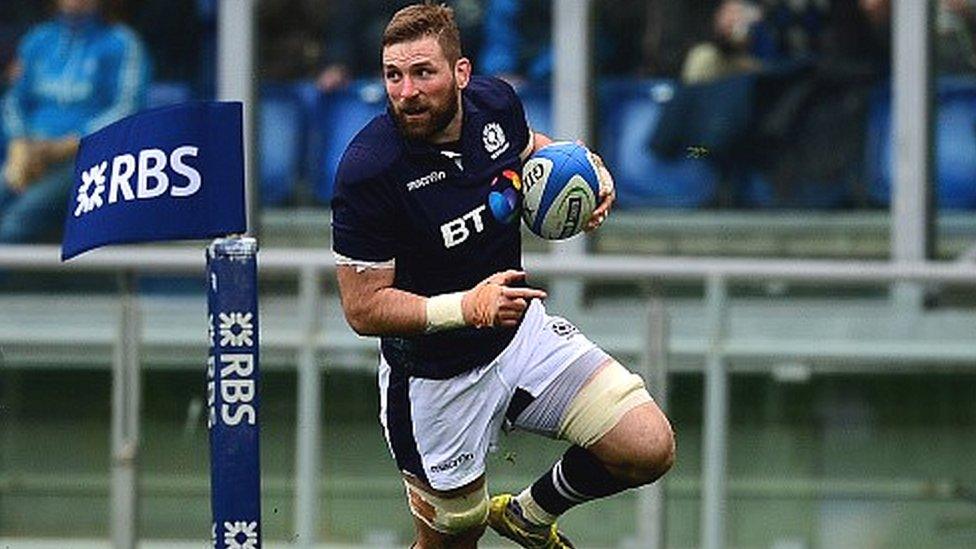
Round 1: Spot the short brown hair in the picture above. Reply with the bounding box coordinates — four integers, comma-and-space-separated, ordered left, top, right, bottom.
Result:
382, 2, 462, 65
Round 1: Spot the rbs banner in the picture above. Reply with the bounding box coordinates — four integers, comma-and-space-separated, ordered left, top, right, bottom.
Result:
62, 102, 246, 260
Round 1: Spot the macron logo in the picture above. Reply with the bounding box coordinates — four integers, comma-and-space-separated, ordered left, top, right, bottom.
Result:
75, 146, 203, 218
430, 452, 474, 473
406, 170, 446, 192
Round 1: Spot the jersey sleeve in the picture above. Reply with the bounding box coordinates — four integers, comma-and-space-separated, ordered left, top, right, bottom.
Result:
330, 144, 399, 262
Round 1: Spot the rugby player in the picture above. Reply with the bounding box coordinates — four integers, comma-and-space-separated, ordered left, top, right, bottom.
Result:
331, 3, 675, 547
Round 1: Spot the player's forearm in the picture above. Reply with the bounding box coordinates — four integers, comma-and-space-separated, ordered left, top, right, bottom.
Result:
343, 286, 428, 337
338, 268, 546, 336
337, 264, 432, 336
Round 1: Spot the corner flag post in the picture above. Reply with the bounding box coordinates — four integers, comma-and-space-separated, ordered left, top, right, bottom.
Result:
207, 236, 261, 549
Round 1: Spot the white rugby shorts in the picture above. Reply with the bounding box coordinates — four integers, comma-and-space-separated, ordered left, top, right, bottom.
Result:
378, 299, 611, 491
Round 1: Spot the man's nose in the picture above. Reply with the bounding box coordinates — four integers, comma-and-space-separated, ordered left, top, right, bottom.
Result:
399, 76, 419, 99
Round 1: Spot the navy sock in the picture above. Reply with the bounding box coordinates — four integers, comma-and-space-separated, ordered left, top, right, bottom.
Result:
529, 445, 632, 516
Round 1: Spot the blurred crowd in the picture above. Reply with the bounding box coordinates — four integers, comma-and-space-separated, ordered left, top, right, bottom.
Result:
1, 0, 976, 243
5, 1, 969, 98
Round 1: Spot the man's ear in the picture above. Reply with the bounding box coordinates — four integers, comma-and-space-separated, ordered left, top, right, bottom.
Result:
455, 57, 472, 89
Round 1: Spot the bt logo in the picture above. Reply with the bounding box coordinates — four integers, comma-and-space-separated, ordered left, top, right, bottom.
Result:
439, 169, 522, 249
441, 204, 486, 249
75, 146, 202, 217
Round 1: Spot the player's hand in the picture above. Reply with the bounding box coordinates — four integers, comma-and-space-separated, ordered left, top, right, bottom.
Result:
462, 269, 547, 328
584, 150, 615, 232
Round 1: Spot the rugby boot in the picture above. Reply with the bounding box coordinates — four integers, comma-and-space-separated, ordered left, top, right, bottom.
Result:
487, 493, 575, 549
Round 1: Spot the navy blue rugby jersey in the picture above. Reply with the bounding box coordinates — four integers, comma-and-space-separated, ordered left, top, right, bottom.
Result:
331, 75, 533, 379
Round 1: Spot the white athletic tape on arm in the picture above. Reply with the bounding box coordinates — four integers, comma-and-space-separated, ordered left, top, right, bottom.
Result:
333, 251, 395, 273
425, 292, 467, 333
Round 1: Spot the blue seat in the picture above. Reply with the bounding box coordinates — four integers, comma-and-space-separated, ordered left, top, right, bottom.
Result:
863, 83, 891, 207
146, 81, 193, 109
598, 79, 718, 208
314, 80, 387, 203
259, 83, 313, 206
938, 84, 976, 209
739, 171, 852, 209
866, 76, 976, 209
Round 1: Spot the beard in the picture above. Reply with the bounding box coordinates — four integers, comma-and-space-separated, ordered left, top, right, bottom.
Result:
390, 83, 460, 141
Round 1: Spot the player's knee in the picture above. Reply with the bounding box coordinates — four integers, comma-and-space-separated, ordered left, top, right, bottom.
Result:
560, 359, 678, 486
638, 419, 676, 484
405, 479, 489, 537
621, 413, 675, 486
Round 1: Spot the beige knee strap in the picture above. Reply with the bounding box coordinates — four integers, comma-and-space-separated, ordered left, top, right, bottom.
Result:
404, 480, 489, 534
559, 361, 653, 448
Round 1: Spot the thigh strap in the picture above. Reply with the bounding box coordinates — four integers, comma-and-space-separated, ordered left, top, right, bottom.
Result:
558, 360, 653, 448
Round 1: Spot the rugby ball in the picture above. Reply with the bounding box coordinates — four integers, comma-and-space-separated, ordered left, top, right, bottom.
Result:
521, 142, 600, 240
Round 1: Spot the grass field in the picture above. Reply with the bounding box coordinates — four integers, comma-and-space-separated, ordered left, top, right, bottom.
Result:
2, 369, 976, 547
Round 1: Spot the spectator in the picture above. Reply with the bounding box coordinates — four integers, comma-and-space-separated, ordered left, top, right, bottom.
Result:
681, 0, 830, 84
0, 0, 150, 243
655, 0, 890, 207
